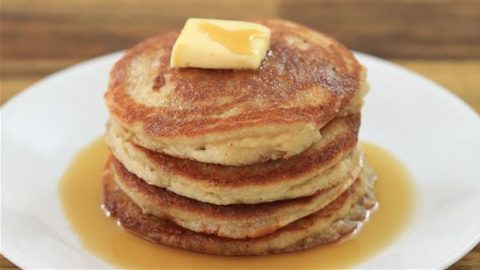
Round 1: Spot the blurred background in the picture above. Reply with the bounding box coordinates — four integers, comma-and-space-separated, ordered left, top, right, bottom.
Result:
1, 1, 480, 109
1, 0, 479, 268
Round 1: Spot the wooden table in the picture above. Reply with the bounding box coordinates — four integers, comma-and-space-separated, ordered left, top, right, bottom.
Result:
1, 1, 479, 269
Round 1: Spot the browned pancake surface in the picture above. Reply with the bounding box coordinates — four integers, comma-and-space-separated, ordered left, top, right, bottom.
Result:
105, 19, 364, 137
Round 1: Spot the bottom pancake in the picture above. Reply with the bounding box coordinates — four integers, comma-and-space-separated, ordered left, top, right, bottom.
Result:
103, 164, 377, 256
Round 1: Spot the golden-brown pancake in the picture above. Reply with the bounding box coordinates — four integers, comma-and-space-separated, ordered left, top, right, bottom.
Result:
104, 19, 367, 166
103, 163, 377, 256
106, 114, 361, 205
109, 155, 361, 239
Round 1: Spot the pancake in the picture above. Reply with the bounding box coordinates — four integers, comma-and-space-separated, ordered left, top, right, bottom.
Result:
109, 155, 361, 239
106, 114, 361, 205
104, 19, 368, 166
103, 162, 377, 256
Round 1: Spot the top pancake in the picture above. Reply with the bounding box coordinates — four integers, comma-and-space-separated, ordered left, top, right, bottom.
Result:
105, 19, 367, 165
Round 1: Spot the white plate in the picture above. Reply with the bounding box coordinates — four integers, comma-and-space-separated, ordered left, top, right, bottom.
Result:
2, 52, 480, 269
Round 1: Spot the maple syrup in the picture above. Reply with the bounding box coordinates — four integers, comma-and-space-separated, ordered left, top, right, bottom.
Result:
59, 138, 415, 269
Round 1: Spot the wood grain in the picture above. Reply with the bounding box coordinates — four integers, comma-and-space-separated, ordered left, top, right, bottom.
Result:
1, 0, 479, 269
1, 0, 479, 60
279, 0, 480, 59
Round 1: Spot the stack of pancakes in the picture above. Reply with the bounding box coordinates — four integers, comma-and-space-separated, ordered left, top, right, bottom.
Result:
103, 19, 376, 256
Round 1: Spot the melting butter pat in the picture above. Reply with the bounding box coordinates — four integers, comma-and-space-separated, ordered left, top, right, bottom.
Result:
170, 18, 271, 69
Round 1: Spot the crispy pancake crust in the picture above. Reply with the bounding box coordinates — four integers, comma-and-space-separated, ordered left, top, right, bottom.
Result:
103, 164, 377, 256
105, 19, 366, 165
110, 156, 361, 239
106, 114, 361, 204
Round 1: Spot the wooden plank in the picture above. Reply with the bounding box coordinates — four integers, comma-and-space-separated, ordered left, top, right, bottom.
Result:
2, 0, 479, 60
449, 250, 480, 269
279, 0, 480, 59
0, 255, 20, 269
1, 0, 280, 60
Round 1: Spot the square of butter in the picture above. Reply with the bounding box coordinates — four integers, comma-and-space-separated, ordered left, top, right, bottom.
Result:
170, 18, 271, 69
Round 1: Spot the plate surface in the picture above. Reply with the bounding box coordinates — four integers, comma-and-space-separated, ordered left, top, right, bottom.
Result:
2, 52, 480, 269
